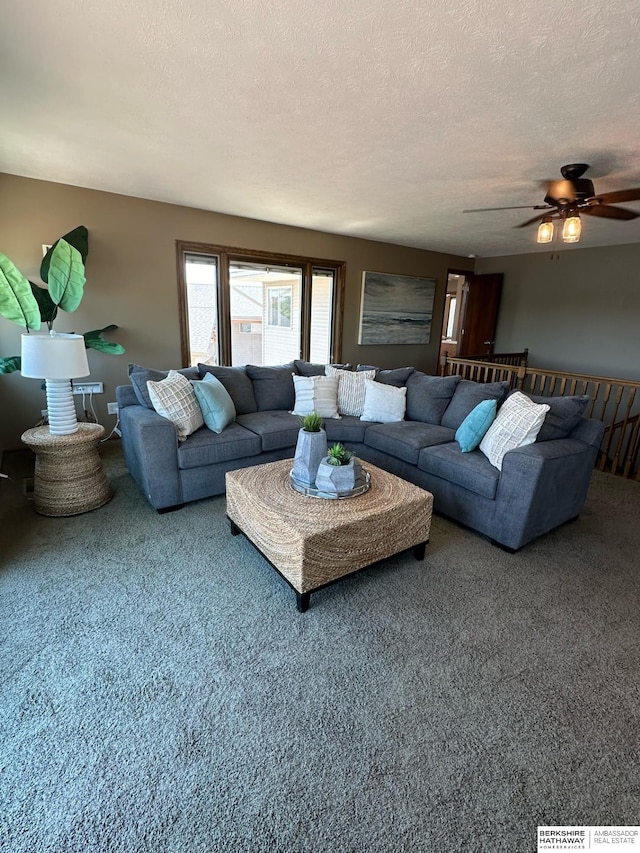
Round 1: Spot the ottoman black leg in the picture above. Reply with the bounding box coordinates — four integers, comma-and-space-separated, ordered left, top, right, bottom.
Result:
229, 518, 241, 536
413, 540, 428, 560
296, 591, 310, 613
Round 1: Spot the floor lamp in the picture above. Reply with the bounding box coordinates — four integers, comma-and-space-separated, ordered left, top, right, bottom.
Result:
21, 332, 90, 435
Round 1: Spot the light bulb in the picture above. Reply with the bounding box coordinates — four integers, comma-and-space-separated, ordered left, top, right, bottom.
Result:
562, 214, 582, 243
537, 219, 554, 243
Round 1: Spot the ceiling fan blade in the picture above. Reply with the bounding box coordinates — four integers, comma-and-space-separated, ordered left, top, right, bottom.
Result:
582, 205, 638, 221
516, 212, 556, 228
463, 205, 551, 213
592, 188, 640, 205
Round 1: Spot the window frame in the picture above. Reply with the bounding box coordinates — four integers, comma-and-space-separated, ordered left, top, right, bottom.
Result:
177, 241, 345, 367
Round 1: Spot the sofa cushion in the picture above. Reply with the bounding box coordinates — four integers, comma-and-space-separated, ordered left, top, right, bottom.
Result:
364, 421, 456, 465
236, 410, 301, 452
405, 373, 461, 425
191, 374, 236, 434
245, 363, 296, 411
291, 374, 340, 419
360, 380, 407, 423
147, 370, 204, 441
455, 399, 497, 452
325, 366, 376, 416
128, 363, 200, 409
479, 391, 550, 470
418, 443, 500, 500
293, 360, 352, 376
441, 379, 511, 430
177, 422, 262, 469
324, 415, 371, 444
197, 364, 258, 415
357, 365, 416, 387
525, 393, 591, 441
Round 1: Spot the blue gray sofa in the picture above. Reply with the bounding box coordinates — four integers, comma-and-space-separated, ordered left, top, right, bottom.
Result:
116, 361, 604, 551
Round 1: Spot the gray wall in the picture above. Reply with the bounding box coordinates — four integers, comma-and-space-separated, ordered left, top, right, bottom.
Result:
0, 173, 472, 452
477, 244, 640, 381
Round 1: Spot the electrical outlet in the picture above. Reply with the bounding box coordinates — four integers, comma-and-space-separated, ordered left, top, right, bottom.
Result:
107, 402, 119, 415
72, 381, 104, 395
41, 409, 48, 417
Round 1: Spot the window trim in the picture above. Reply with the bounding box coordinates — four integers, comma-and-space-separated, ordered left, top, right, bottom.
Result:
176, 241, 345, 367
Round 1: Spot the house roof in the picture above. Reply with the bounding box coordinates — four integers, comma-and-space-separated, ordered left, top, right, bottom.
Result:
3, 0, 640, 258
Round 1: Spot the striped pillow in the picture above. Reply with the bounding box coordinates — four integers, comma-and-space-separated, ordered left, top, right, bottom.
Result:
325, 366, 376, 417
147, 370, 204, 441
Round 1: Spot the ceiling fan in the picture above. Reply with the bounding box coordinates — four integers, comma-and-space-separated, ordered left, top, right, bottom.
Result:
463, 164, 640, 242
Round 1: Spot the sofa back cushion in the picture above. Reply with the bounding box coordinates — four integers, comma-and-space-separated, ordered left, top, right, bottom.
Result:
357, 364, 415, 387
405, 373, 461, 424
440, 379, 510, 430
197, 364, 257, 415
245, 363, 296, 411
293, 360, 352, 376
129, 363, 200, 409
526, 393, 590, 441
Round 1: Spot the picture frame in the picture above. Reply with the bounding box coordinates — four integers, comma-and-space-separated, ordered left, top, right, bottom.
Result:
358, 271, 436, 345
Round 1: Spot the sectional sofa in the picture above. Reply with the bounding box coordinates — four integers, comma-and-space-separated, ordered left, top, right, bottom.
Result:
116, 361, 604, 551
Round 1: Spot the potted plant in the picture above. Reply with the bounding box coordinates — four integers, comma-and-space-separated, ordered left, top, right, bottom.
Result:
292, 411, 327, 486
0, 225, 125, 375
315, 442, 362, 493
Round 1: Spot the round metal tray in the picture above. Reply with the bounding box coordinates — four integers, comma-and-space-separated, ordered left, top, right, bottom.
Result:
289, 469, 371, 500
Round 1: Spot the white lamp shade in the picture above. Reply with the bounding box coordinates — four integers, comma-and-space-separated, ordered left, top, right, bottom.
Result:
21, 333, 90, 379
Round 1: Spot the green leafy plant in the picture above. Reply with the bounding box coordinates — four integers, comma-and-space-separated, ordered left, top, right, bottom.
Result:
326, 442, 354, 466
300, 412, 324, 432
0, 225, 125, 373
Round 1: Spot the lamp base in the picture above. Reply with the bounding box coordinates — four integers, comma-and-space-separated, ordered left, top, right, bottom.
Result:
45, 379, 79, 435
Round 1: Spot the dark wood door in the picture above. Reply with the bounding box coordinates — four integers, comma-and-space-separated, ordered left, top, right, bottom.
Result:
457, 273, 503, 357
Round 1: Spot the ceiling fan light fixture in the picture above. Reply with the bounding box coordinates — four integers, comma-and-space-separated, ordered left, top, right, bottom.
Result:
562, 212, 582, 243
537, 217, 554, 243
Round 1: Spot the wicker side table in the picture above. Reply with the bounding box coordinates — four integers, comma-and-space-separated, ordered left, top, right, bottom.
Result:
21, 423, 113, 517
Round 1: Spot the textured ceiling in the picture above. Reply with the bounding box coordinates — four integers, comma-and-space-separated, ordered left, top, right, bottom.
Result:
2, 0, 640, 257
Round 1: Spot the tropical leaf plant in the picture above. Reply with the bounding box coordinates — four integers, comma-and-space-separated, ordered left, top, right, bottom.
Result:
0, 254, 41, 330
0, 356, 22, 374
0, 225, 125, 375
47, 239, 86, 312
83, 325, 126, 355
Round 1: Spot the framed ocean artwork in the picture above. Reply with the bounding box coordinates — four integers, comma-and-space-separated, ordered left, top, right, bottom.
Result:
358, 271, 436, 345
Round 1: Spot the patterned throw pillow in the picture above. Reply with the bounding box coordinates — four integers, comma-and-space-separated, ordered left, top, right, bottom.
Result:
479, 392, 550, 469
291, 375, 341, 419
325, 366, 376, 417
147, 370, 204, 441
360, 380, 407, 423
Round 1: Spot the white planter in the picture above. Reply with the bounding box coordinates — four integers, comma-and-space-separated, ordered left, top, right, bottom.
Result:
292, 428, 327, 485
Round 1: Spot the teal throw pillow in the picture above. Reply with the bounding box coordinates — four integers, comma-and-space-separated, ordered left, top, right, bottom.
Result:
455, 399, 497, 453
191, 375, 236, 434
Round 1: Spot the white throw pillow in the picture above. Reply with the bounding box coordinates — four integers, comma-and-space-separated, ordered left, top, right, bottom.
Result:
291, 374, 341, 419
479, 391, 550, 470
147, 370, 204, 441
360, 379, 407, 423
325, 366, 375, 416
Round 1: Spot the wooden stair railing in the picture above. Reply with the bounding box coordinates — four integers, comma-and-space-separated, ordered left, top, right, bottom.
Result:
441, 355, 640, 481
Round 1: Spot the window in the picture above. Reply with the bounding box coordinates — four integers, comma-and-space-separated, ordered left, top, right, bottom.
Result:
268, 286, 292, 328
177, 243, 344, 368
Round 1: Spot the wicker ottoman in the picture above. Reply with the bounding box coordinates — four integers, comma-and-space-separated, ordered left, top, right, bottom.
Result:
225, 459, 433, 611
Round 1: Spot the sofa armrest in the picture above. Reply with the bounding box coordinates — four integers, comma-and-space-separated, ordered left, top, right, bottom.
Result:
119, 403, 182, 509
492, 437, 598, 550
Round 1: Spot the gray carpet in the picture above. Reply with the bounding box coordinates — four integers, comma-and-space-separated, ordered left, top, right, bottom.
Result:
1, 443, 638, 852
